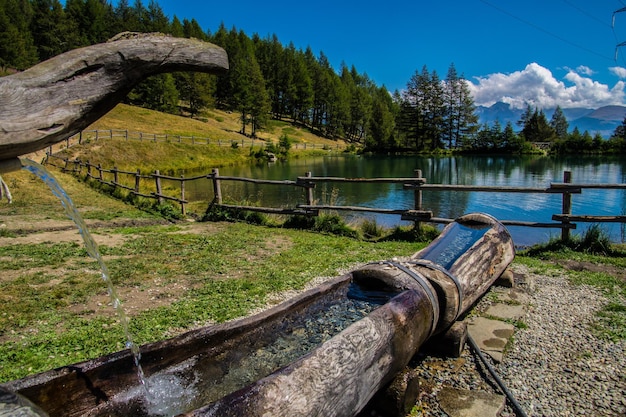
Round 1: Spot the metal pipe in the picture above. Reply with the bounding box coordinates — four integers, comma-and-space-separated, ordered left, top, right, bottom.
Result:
0, 158, 23, 174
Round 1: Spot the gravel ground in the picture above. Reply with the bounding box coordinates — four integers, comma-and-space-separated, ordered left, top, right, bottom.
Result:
412, 263, 626, 417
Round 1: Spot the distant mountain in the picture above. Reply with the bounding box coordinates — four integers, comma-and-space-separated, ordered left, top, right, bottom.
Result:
475, 102, 626, 138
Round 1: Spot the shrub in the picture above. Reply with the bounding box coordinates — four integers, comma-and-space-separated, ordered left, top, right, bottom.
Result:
384, 224, 440, 242
313, 214, 358, 238
523, 224, 614, 256
360, 218, 385, 239
283, 214, 316, 230
576, 224, 612, 255
203, 205, 268, 226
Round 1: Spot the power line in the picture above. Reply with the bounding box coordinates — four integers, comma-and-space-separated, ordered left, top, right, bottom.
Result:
479, 0, 614, 62
562, 0, 612, 28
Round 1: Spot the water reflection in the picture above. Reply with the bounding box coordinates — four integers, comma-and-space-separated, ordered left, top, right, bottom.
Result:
171, 154, 626, 247
417, 222, 490, 270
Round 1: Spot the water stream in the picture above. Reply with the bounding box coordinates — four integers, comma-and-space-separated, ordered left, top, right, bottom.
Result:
20, 159, 385, 416
20, 160, 149, 389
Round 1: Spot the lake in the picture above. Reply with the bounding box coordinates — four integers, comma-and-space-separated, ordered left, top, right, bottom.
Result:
176, 154, 626, 248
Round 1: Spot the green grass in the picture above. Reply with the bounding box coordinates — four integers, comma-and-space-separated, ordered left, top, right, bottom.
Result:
0, 221, 423, 382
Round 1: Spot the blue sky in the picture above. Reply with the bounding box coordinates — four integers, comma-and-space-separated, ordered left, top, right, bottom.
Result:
149, 0, 626, 109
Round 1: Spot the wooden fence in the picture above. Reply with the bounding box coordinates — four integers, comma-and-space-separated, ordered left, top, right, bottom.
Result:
48, 129, 343, 154
46, 154, 626, 240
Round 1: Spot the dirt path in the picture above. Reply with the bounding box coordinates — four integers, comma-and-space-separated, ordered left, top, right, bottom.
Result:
0, 217, 226, 324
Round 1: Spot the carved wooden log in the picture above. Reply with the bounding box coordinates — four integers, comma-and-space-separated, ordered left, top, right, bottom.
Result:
411, 212, 515, 317
183, 289, 436, 417
1, 213, 514, 417
3, 275, 353, 417
0, 32, 228, 161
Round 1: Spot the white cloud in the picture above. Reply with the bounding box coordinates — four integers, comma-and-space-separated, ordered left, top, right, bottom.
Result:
467, 63, 625, 109
576, 65, 594, 76
610, 66, 626, 79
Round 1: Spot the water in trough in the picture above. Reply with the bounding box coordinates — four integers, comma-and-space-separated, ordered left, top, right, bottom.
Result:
13, 160, 391, 416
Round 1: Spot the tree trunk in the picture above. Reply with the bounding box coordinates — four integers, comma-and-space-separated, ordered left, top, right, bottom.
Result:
0, 32, 228, 161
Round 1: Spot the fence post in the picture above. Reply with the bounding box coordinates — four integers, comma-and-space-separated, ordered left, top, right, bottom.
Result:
211, 168, 222, 204
125, 130, 129, 140
180, 175, 186, 216
414, 169, 423, 232
155, 170, 163, 204
561, 170, 572, 241
305, 171, 314, 206
112, 166, 119, 187
97, 164, 103, 181
212, 168, 222, 204
86, 160, 91, 177
134, 169, 141, 193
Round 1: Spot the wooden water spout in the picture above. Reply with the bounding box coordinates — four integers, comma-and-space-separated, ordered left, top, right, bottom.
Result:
1, 213, 514, 417
0, 32, 228, 165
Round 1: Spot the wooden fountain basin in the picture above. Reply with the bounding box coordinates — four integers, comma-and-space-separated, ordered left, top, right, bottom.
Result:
1, 212, 514, 417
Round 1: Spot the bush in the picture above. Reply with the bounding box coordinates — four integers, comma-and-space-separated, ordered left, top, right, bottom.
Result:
360, 218, 385, 239
523, 224, 614, 256
152, 202, 183, 221
203, 205, 268, 226
384, 224, 440, 242
576, 224, 612, 255
283, 214, 316, 230
313, 214, 359, 238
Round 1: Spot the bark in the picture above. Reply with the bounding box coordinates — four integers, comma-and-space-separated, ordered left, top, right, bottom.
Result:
0, 32, 228, 160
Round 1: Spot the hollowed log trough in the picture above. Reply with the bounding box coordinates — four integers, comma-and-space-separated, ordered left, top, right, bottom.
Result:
1, 212, 515, 417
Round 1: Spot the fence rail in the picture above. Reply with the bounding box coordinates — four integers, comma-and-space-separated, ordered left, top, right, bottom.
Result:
48, 129, 343, 154
46, 154, 626, 240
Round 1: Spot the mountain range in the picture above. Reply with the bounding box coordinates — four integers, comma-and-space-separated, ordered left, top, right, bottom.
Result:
475, 102, 626, 138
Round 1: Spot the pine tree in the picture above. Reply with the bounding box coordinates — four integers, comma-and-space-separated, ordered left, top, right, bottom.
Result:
520, 108, 555, 142
367, 86, 396, 150
550, 105, 569, 140
30, 0, 68, 61
169, 16, 184, 37
289, 45, 313, 125
182, 17, 206, 40
113, 0, 142, 32
0, 0, 38, 69
517, 104, 533, 130
230, 30, 270, 136
145, 0, 169, 33
401, 66, 445, 150
443, 63, 478, 149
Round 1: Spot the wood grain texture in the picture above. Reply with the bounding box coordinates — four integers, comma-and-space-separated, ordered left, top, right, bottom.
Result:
184, 290, 435, 417
0, 33, 228, 160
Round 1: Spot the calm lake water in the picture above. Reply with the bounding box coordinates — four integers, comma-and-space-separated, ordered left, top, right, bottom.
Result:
177, 154, 626, 248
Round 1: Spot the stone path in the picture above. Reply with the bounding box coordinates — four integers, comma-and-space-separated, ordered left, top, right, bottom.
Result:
411, 270, 533, 417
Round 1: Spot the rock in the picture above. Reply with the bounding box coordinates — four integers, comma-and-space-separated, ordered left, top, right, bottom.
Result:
494, 268, 515, 288
467, 317, 514, 363
484, 304, 525, 321
423, 321, 468, 358
438, 386, 505, 417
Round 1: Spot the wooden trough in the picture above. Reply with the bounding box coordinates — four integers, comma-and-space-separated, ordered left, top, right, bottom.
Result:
1, 212, 514, 417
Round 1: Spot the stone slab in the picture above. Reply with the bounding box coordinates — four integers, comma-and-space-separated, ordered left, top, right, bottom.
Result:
438, 386, 505, 417
467, 317, 515, 363
491, 287, 531, 305
485, 303, 525, 321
